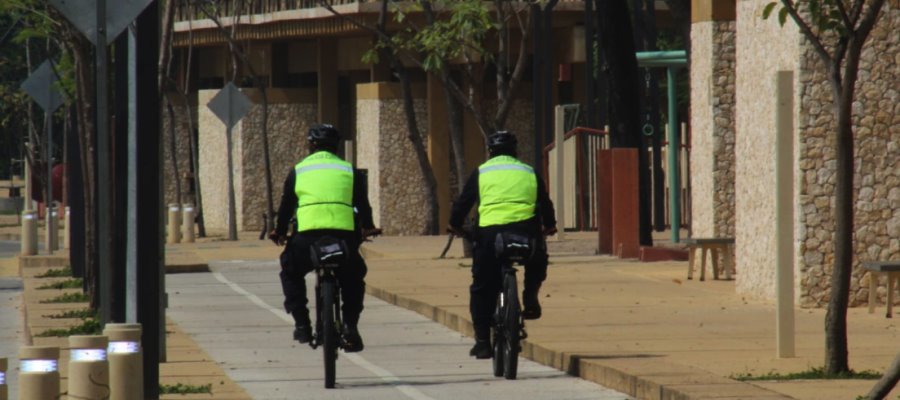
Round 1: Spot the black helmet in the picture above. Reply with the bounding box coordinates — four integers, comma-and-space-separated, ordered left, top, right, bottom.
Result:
487, 130, 517, 154
308, 123, 341, 148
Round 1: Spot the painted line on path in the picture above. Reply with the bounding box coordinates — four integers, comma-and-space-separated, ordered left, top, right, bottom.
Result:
212, 272, 437, 400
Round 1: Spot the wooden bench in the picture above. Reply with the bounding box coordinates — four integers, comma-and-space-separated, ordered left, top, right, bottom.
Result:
684, 238, 735, 281
863, 261, 900, 318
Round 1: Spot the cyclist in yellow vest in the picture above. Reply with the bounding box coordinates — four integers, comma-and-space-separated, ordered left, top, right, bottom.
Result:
269, 124, 377, 352
448, 130, 557, 359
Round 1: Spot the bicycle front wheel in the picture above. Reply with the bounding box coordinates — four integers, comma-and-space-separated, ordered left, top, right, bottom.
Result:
321, 280, 338, 388
502, 273, 520, 380
492, 298, 505, 377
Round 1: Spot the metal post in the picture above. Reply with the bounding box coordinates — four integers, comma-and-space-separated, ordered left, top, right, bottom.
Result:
554, 106, 566, 240
24, 142, 32, 211
126, 25, 138, 323
135, 2, 161, 396
45, 112, 56, 254
584, 0, 595, 129
775, 70, 795, 358
666, 66, 680, 243
226, 125, 237, 241
96, 0, 112, 324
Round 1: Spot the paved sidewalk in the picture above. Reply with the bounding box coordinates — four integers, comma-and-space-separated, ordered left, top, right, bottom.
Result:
6, 231, 900, 399
161, 232, 900, 399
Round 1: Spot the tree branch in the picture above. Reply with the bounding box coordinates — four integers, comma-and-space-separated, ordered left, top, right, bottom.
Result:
779, 0, 834, 66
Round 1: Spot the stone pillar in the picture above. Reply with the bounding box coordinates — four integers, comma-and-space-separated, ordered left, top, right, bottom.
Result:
198, 89, 318, 233
356, 82, 429, 235
689, 0, 736, 239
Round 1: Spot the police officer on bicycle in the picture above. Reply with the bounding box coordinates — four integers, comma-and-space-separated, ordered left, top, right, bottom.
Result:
448, 130, 557, 359
269, 123, 376, 353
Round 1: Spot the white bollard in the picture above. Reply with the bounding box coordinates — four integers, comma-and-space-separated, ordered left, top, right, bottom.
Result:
104, 323, 143, 400
21, 210, 37, 256
18, 346, 60, 400
182, 204, 195, 243
68, 335, 109, 400
167, 204, 181, 244
0, 357, 7, 400
64, 206, 71, 250
46, 202, 58, 253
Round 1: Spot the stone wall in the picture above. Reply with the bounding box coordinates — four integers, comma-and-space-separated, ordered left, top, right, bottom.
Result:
356, 88, 430, 236
735, 0, 898, 307
796, 4, 899, 307
734, 0, 802, 301
690, 21, 736, 239
198, 88, 317, 233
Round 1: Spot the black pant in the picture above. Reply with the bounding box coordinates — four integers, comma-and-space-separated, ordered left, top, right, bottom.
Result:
470, 221, 548, 335
279, 230, 367, 327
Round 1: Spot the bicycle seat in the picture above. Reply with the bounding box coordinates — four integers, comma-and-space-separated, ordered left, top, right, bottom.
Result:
494, 231, 535, 264
310, 237, 349, 269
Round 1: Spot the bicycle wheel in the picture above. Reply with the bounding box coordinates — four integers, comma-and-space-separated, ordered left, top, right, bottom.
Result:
502, 273, 520, 380
492, 297, 505, 377
321, 280, 338, 388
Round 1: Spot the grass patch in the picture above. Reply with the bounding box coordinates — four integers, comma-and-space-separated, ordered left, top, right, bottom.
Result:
39, 291, 89, 303
44, 308, 96, 319
37, 278, 83, 290
159, 383, 213, 394
732, 366, 882, 381
34, 318, 101, 337
36, 266, 72, 278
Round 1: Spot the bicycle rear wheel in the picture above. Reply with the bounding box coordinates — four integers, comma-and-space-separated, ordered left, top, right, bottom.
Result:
492, 298, 505, 377
502, 273, 520, 380
321, 280, 338, 388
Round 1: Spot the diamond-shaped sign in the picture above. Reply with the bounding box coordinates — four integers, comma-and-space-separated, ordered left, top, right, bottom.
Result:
208, 83, 252, 130
49, 0, 153, 45
20, 60, 65, 112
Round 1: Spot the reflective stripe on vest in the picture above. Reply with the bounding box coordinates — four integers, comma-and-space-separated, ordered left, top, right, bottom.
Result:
477, 155, 537, 227
294, 151, 355, 232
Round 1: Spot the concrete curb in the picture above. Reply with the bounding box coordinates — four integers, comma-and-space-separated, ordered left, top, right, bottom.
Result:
364, 283, 793, 400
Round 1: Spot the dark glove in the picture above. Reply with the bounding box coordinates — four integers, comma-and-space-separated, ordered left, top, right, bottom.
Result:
268, 230, 287, 246
542, 226, 558, 237
447, 226, 465, 237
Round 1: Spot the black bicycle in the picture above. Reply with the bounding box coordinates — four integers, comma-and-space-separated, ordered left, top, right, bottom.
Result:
490, 231, 534, 380
307, 229, 381, 389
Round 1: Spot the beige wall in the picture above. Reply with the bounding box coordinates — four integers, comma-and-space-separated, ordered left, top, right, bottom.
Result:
734, 0, 802, 301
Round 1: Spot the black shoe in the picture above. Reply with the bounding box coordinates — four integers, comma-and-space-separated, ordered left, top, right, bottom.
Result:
469, 340, 493, 359
293, 324, 312, 343
523, 285, 542, 320
342, 324, 364, 352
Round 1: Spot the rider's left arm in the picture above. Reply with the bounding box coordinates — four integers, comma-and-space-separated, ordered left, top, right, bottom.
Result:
352, 169, 376, 230
535, 175, 557, 232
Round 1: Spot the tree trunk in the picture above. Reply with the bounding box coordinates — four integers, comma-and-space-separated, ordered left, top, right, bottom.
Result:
596, 0, 653, 246
68, 34, 98, 308
259, 85, 275, 234
165, 96, 182, 205
866, 352, 900, 400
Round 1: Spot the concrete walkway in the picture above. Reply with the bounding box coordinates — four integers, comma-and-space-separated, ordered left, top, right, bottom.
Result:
5, 231, 900, 399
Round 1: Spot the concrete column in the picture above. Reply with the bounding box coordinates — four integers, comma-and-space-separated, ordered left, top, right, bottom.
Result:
426, 74, 451, 231
775, 71, 795, 358
68, 335, 109, 400
104, 324, 143, 400
45, 202, 57, 254
317, 38, 338, 126
18, 346, 60, 400
21, 210, 37, 256
182, 204, 195, 243
167, 204, 181, 244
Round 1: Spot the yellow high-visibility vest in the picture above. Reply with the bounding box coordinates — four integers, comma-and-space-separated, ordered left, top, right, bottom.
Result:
294, 151, 354, 232
477, 155, 537, 227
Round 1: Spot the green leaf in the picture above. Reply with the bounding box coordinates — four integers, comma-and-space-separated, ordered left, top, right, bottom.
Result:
762, 2, 778, 19
778, 7, 789, 26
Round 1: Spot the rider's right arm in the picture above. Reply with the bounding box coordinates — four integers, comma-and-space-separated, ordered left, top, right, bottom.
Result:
449, 170, 479, 229
275, 169, 298, 237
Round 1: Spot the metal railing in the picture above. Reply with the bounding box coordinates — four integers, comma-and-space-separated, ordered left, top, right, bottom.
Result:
175, 0, 583, 22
